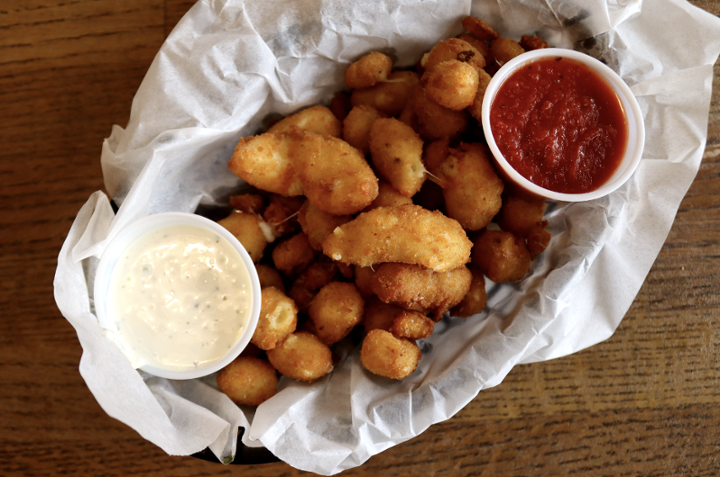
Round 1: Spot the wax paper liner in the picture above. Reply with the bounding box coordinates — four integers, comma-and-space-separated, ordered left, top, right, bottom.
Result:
53, 0, 720, 473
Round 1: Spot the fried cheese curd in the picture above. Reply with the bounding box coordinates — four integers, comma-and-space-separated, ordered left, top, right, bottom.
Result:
309, 282, 365, 345
466, 67, 493, 122
423, 38, 486, 73
267, 331, 334, 383
216, 356, 278, 407
289, 127, 379, 215
342, 105, 387, 154
268, 105, 342, 137
289, 258, 340, 311
322, 204, 472, 273
368, 118, 426, 197
297, 200, 351, 251
216, 15, 554, 387
350, 70, 420, 116
229, 131, 303, 197
450, 264, 488, 318
229, 127, 378, 215
390, 310, 435, 340
252, 286, 298, 351
426, 141, 504, 231
217, 211, 268, 263
370, 263, 472, 318
344, 52, 393, 89
330, 91, 352, 121
360, 329, 421, 380
527, 223, 552, 259
228, 193, 265, 214
458, 33, 492, 65
262, 194, 304, 239
363, 297, 402, 332
472, 229, 532, 283
354, 265, 377, 298
519, 34, 549, 51
364, 181, 413, 211
421, 60, 479, 111
497, 193, 551, 258
461, 15, 500, 42
255, 263, 285, 293
272, 232, 316, 276
490, 37, 525, 65
413, 85, 469, 140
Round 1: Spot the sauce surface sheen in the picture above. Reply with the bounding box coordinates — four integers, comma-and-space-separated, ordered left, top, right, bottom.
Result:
490, 56, 628, 193
109, 224, 252, 372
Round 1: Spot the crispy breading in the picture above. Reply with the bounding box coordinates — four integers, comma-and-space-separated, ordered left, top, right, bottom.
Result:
421, 60, 479, 111
251, 286, 298, 351
519, 34, 549, 51
286, 258, 339, 312
450, 264, 487, 318
345, 52, 393, 89
272, 232, 316, 276
497, 193, 550, 258
363, 181, 413, 212
255, 264, 285, 293
298, 258, 339, 291
497, 193, 547, 238
526, 221, 551, 258
297, 200, 352, 251
343, 105, 387, 154
217, 211, 268, 263
423, 38, 486, 73
370, 263, 472, 317
350, 71, 420, 116
322, 204, 472, 272
229, 193, 265, 214
426, 142, 504, 231
472, 229, 531, 283
354, 265, 377, 298
363, 297, 402, 332
229, 126, 378, 214
413, 85, 469, 140
461, 16, 500, 42
262, 195, 304, 239
288, 280, 316, 312
228, 132, 303, 196
216, 356, 277, 406
288, 127, 379, 215
267, 331, 334, 383
490, 38, 525, 65
466, 67, 493, 122
309, 282, 365, 345
390, 310, 435, 339
268, 105, 342, 138
458, 33, 492, 64
368, 118, 426, 197
360, 329, 421, 380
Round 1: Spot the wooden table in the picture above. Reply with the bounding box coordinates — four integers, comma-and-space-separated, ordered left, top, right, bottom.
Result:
2, 1, 719, 475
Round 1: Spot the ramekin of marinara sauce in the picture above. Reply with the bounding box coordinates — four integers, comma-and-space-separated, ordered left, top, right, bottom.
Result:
481, 48, 644, 202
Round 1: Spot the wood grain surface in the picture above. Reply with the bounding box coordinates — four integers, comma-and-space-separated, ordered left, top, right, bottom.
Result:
2, 1, 719, 475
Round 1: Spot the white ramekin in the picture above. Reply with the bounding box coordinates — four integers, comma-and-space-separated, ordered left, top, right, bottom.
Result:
94, 212, 261, 380
481, 48, 645, 202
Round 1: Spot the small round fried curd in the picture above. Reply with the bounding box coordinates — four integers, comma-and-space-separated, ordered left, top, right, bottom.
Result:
94, 212, 261, 380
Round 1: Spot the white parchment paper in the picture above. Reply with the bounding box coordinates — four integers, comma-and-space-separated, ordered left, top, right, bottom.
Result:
54, 0, 720, 473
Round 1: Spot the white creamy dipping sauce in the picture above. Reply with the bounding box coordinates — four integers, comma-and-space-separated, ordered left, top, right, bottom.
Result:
108, 223, 252, 373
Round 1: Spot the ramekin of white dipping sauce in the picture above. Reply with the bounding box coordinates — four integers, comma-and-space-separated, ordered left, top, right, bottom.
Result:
94, 212, 261, 380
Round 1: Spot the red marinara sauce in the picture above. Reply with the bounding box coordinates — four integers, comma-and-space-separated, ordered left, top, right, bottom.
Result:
489, 56, 628, 194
